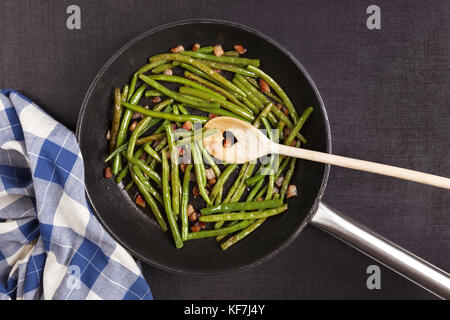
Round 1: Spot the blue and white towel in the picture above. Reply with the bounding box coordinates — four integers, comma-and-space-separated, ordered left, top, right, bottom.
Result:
0, 90, 152, 300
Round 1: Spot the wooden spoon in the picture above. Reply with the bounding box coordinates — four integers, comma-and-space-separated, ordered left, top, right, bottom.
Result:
203, 116, 450, 190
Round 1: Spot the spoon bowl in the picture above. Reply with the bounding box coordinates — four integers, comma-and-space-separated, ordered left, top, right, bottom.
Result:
203, 116, 273, 164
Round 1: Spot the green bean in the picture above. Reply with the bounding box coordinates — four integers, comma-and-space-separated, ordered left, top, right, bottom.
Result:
144, 90, 163, 97
223, 163, 247, 204
284, 107, 314, 146
191, 141, 211, 205
146, 74, 226, 101
130, 168, 168, 232
110, 88, 122, 153
199, 143, 221, 177
196, 46, 214, 53
116, 84, 147, 148
198, 60, 258, 77
247, 65, 299, 122
127, 61, 167, 101
165, 122, 181, 216
271, 106, 307, 144
188, 106, 248, 121
183, 71, 249, 110
200, 204, 287, 222
122, 102, 209, 123
132, 165, 163, 204
127, 116, 152, 160
178, 104, 189, 115
233, 76, 264, 109
230, 163, 256, 203
209, 164, 238, 202
181, 164, 193, 241
223, 51, 239, 57
129, 158, 162, 185
220, 218, 266, 251
139, 74, 221, 109
135, 132, 166, 146
148, 53, 246, 96
151, 61, 180, 74
143, 143, 162, 162
215, 188, 223, 206
186, 220, 254, 240
179, 87, 255, 121
245, 76, 284, 105
180, 63, 218, 84
248, 155, 290, 189
116, 167, 129, 183
201, 199, 283, 215
180, 51, 260, 67
280, 142, 299, 201
140, 102, 174, 133
161, 149, 183, 248
114, 84, 147, 174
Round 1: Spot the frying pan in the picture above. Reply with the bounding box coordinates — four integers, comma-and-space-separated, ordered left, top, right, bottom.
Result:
76, 19, 450, 299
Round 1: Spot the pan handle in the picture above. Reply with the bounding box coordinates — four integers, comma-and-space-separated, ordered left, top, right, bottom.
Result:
310, 202, 450, 299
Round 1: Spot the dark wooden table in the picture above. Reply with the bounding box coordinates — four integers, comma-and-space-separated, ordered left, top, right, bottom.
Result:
1, 0, 449, 299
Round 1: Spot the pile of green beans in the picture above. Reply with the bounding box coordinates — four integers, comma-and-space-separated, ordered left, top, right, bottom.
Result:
104, 43, 313, 251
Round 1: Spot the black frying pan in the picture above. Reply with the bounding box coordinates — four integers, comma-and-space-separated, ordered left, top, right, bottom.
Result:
76, 19, 450, 298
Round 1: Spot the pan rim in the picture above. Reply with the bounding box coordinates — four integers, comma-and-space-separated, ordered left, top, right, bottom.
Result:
76, 18, 332, 276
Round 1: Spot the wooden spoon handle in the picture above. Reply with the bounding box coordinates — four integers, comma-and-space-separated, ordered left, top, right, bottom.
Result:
276, 144, 450, 189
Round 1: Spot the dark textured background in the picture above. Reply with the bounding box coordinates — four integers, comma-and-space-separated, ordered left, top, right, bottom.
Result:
1, 0, 449, 299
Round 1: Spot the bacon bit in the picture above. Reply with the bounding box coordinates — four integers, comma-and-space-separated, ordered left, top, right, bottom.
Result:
273, 186, 279, 194
209, 113, 218, 119
187, 204, 195, 215
180, 163, 187, 173
286, 185, 298, 199
213, 45, 224, 57
275, 176, 284, 188
129, 121, 138, 131
190, 225, 201, 232
213, 69, 222, 74
104, 167, 113, 179
259, 78, 271, 93
276, 103, 283, 110
257, 197, 263, 201
198, 221, 206, 229
135, 194, 146, 208
105, 129, 111, 140
152, 96, 162, 103
171, 122, 177, 131
139, 153, 147, 162
189, 212, 198, 222
192, 185, 200, 197
163, 68, 173, 76
178, 147, 185, 157
282, 106, 290, 116
192, 43, 201, 51
207, 178, 216, 189
283, 127, 291, 137
233, 44, 247, 55
205, 168, 216, 181
131, 112, 142, 120
223, 137, 232, 148
170, 45, 185, 53
144, 105, 150, 110
290, 139, 297, 147
182, 121, 193, 131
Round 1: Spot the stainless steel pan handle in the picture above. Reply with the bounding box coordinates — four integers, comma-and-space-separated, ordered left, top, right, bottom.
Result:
310, 202, 450, 299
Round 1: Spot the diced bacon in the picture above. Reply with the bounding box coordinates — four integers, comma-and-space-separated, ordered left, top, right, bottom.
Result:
233, 44, 247, 55
213, 45, 224, 57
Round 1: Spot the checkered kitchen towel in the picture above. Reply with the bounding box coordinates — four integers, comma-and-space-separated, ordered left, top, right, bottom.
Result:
0, 90, 152, 300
